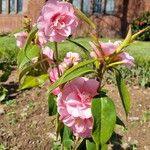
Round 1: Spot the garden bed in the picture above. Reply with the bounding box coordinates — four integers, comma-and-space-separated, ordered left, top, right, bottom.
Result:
0, 70, 150, 150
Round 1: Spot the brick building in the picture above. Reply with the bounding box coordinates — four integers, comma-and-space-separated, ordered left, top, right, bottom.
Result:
0, 0, 149, 37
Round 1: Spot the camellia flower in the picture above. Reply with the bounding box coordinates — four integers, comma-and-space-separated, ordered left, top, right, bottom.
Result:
14, 31, 28, 48
57, 77, 99, 138
118, 52, 135, 66
42, 46, 54, 64
90, 41, 134, 66
63, 52, 81, 67
38, 31, 48, 46
90, 41, 121, 59
37, 0, 78, 45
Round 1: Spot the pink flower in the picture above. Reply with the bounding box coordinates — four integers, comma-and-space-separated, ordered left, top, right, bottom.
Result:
118, 52, 135, 66
42, 46, 54, 64
90, 41, 121, 59
38, 31, 48, 46
48, 65, 64, 95
57, 77, 99, 138
90, 41, 134, 66
37, 0, 78, 44
63, 52, 81, 67
14, 32, 28, 48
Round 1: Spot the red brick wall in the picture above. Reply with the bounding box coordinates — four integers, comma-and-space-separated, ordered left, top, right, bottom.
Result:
25, 0, 46, 24
0, 0, 149, 37
0, 15, 23, 33
74, 0, 149, 38
0, 0, 45, 33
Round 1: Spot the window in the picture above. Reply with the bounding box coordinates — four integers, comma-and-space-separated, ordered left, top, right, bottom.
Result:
9, 0, 15, 14
0, 0, 23, 14
17, 0, 23, 13
94, 0, 102, 14
82, 0, 90, 14
106, 0, 115, 14
72, 0, 115, 15
73, 0, 80, 9
1, 0, 6, 14
94, 0, 115, 14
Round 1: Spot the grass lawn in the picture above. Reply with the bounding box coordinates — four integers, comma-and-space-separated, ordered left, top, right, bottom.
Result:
0, 35, 19, 63
57, 37, 150, 65
0, 35, 150, 65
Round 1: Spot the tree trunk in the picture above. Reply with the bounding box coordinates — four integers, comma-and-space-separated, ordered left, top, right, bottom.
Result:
121, 0, 129, 37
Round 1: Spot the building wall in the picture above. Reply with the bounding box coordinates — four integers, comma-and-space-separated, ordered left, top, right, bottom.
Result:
0, 0, 45, 33
0, 0, 149, 37
74, 0, 149, 38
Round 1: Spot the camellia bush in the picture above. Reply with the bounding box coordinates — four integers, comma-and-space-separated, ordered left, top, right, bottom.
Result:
131, 11, 150, 41
14, 0, 150, 149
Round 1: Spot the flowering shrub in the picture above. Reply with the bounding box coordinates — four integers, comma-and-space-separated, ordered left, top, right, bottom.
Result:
131, 12, 150, 41
15, 0, 150, 149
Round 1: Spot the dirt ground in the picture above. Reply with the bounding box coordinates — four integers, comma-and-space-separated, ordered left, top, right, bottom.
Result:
0, 71, 150, 150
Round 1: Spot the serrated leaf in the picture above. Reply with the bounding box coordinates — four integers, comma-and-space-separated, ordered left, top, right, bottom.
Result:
48, 94, 57, 116
116, 71, 131, 117
18, 74, 48, 90
91, 96, 116, 148
48, 59, 96, 93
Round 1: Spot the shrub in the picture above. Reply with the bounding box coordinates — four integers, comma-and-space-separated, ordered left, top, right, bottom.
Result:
131, 12, 150, 41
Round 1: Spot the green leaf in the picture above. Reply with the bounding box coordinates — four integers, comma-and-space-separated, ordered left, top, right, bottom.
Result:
23, 27, 38, 52
74, 7, 96, 30
60, 126, 73, 149
56, 115, 64, 138
17, 45, 40, 69
0, 70, 11, 82
0, 62, 11, 82
66, 39, 90, 57
91, 96, 116, 148
86, 139, 96, 150
131, 26, 150, 42
63, 139, 74, 149
48, 59, 96, 93
0, 86, 8, 102
116, 71, 131, 117
116, 26, 132, 53
19, 58, 47, 81
48, 94, 57, 116
18, 27, 38, 69
86, 138, 107, 150
18, 74, 48, 90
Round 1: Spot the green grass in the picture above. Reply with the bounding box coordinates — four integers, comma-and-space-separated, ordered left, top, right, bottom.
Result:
0, 35, 19, 64
127, 41, 150, 65
0, 35, 149, 87
0, 35, 150, 66
48, 37, 150, 66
